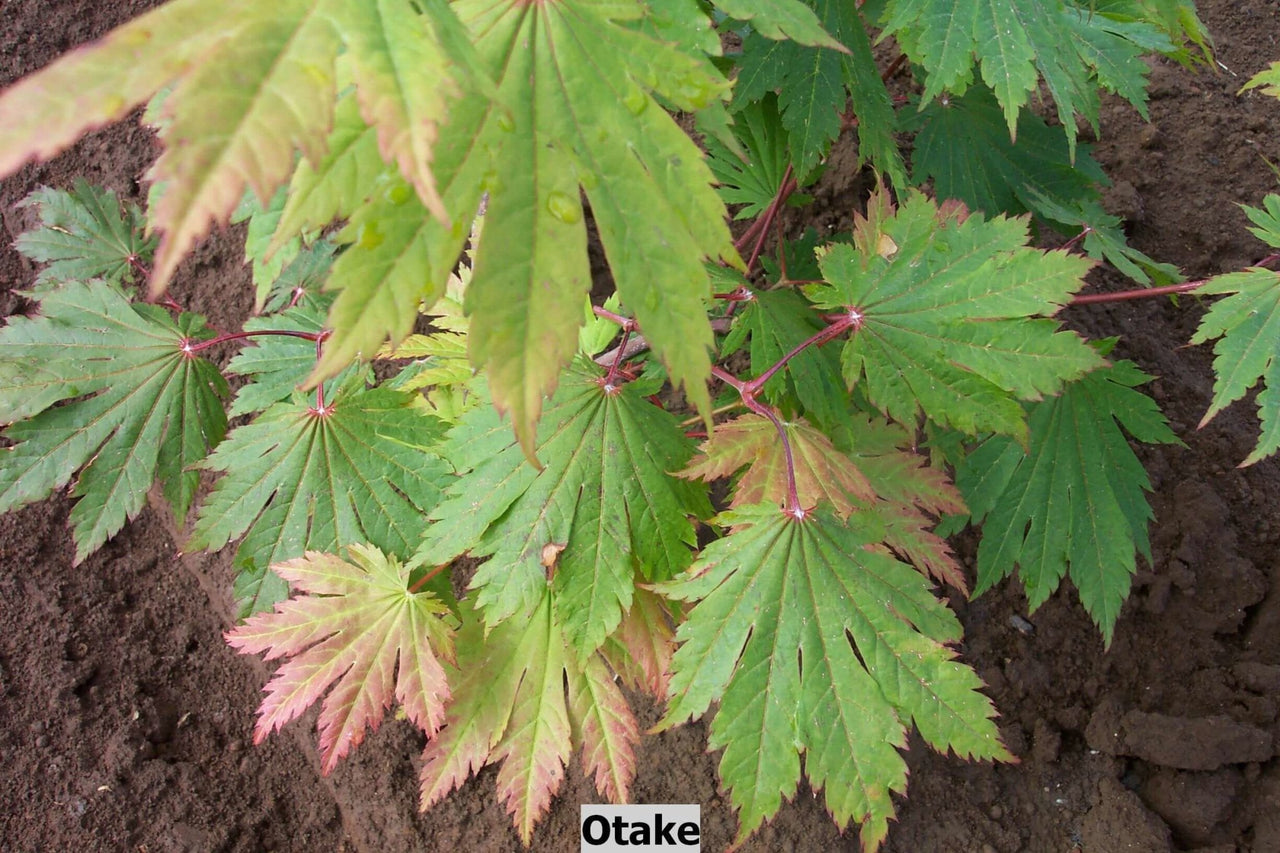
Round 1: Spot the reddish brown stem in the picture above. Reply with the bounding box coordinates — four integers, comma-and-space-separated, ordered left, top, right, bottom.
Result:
1059, 225, 1093, 254
314, 334, 329, 414
1070, 280, 1208, 305
745, 313, 858, 395
408, 562, 448, 594
184, 328, 326, 354
743, 165, 796, 275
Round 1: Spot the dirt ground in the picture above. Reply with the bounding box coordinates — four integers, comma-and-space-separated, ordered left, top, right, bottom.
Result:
2, 1, 1279, 851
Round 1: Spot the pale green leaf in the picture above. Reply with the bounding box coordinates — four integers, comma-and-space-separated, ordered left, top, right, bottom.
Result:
807, 189, 1102, 439
659, 504, 1009, 847
713, 0, 845, 49
189, 384, 450, 616
415, 362, 710, 655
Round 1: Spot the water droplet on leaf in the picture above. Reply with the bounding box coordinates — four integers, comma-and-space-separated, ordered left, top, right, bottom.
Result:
546, 191, 581, 225
357, 221, 384, 250
623, 86, 647, 116
384, 184, 413, 206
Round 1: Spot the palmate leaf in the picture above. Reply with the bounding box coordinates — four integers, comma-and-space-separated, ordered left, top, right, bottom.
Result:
223, 302, 367, 418
1190, 236, 1280, 466
226, 545, 454, 774
0, 0, 472, 292
0, 281, 227, 562
415, 361, 710, 656
14, 180, 155, 290
734, 0, 904, 184
909, 85, 1106, 218
419, 590, 641, 844
682, 413, 969, 591
284, 0, 741, 451
658, 504, 1009, 850
679, 414, 874, 518
880, 0, 1177, 155
705, 96, 795, 221
188, 383, 451, 616
1242, 61, 1280, 99
806, 188, 1103, 439
720, 286, 847, 429
957, 360, 1179, 644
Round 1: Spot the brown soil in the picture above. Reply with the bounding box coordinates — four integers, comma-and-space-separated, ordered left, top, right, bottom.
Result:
2, 2, 1279, 851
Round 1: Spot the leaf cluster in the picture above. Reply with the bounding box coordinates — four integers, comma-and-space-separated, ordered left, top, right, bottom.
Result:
1, 1, 1267, 851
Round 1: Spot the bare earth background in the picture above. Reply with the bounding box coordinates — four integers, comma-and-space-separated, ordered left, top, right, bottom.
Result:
2, 1, 1280, 851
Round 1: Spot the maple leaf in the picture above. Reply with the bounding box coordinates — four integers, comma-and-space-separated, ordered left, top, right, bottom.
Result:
223, 302, 368, 418
880, 0, 1176, 155
720, 286, 847, 429
840, 414, 970, 592
682, 413, 969, 591
705, 96, 796, 221
909, 84, 1105, 216
226, 545, 454, 773
230, 187, 301, 312
958, 360, 1180, 645
0, 0, 471, 293
734, 0, 904, 184
415, 362, 710, 656
188, 383, 451, 616
1242, 61, 1280, 99
679, 414, 874, 518
419, 591, 640, 844
601, 587, 676, 698
658, 504, 1009, 849
450, 0, 739, 451
806, 188, 1103, 439
0, 281, 227, 562
1190, 209, 1280, 465
13, 180, 155, 290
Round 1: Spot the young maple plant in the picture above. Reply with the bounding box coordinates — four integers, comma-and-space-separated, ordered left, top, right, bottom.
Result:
1, 0, 1277, 849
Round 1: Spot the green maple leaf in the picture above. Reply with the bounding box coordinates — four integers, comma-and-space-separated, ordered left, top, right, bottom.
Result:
659, 504, 1009, 849
705, 96, 796, 220
958, 360, 1179, 644
908, 84, 1105, 217
415, 362, 710, 656
0, 281, 227, 563
0, 0, 471, 292
1242, 61, 1280, 99
419, 590, 641, 844
713, 0, 843, 48
721, 286, 847, 429
231, 187, 301, 312
283, 0, 741, 450
880, 0, 1175, 155
13, 180, 155, 290
839, 414, 970, 592
601, 587, 677, 698
734, 0, 904, 184
806, 188, 1103, 439
188, 383, 451, 616
1190, 212, 1280, 465
226, 545, 454, 774
223, 302, 367, 418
